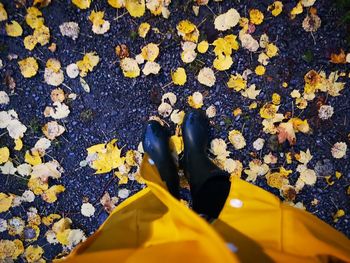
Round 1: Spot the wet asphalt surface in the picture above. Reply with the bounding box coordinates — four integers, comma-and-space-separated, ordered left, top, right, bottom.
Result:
0, 0, 350, 261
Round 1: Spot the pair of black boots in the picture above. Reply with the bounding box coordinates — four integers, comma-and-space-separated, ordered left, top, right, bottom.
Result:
143, 110, 231, 219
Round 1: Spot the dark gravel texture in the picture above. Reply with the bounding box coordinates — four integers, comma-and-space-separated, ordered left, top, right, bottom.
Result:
0, 0, 350, 261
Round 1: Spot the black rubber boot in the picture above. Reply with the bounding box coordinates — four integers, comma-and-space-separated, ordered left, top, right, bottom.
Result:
182, 110, 231, 218
142, 121, 180, 199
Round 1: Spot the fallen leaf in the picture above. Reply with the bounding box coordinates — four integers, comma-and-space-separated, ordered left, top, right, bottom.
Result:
188, 91, 203, 109
59, 21, 79, 40
330, 49, 347, 64
42, 185, 65, 203
268, 1, 283, 16
24, 245, 44, 263
6, 20, 23, 37
0, 3, 8, 22
214, 8, 240, 31
120, 57, 140, 78
81, 202, 95, 217
0, 193, 14, 213
141, 43, 159, 62
0, 147, 10, 164
80, 77, 90, 93
18, 57, 38, 78
249, 9, 264, 25
42, 121, 65, 140
77, 52, 100, 77
177, 20, 199, 43
197, 67, 216, 87
72, 0, 91, 9
331, 142, 347, 159
86, 139, 125, 174
171, 67, 187, 85
302, 13, 321, 32
138, 22, 150, 38
228, 130, 246, 150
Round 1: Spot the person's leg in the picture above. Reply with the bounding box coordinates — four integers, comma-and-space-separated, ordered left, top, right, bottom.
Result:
182, 110, 231, 219
142, 121, 180, 199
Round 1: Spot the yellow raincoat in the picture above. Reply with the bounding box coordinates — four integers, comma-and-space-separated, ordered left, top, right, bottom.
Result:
59, 156, 350, 263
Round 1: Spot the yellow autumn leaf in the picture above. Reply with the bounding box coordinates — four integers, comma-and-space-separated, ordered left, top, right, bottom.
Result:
14, 138, 23, 151
18, 57, 39, 78
169, 135, 184, 155
42, 185, 65, 203
227, 73, 247, 91
77, 52, 100, 77
87, 139, 125, 174
171, 67, 187, 85
6, 20, 23, 37
213, 35, 239, 56
266, 172, 287, 189
24, 245, 44, 263
108, 0, 124, 8
0, 193, 14, 213
25, 150, 42, 166
0, 147, 10, 164
197, 40, 209, 53
259, 103, 278, 119
24, 35, 38, 51
272, 93, 281, 105
0, 239, 24, 260
89, 10, 104, 27
0, 3, 8, 21
125, 0, 145, 18
25, 7, 44, 29
141, 43, 159, 62
266, 43, 278, 58
120, 57, 140, 78
188, 91, 203, 109
335, 171, 342, 179
249, 9, 264, 25
268, 1, 283, 17
115, 171, 128, 184
42, 214, 61, 226
213, 54, 233, 71
177, 20, 199, 43
33, 0, 52, 7
33, 24, 50, 46
72, 0, 91, 9
333, 209, 345, 222
138, 22, 150, 38
46, 58, 61, 73
291, 117, 310, 133
56, 229, 71, 246
89, 10, 110, 34
28, 177, 49, 195
224, 34, 240, 50
213, 38, 231, 56
255, 65, 266, 75
291, 2, 303, 18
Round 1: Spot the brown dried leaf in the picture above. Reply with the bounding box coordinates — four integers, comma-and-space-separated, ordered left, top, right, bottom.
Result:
277, 121, 296, 145
4, 71, 16, 91
115, 44, 129, 59
330, 49, 347, 64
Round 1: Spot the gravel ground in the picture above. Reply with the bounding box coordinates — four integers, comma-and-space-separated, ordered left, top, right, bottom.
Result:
0, 0, 350, 261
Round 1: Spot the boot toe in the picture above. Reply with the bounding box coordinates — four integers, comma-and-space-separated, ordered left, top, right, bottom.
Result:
142, 121, 169, 158
182, 109, 209, 152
